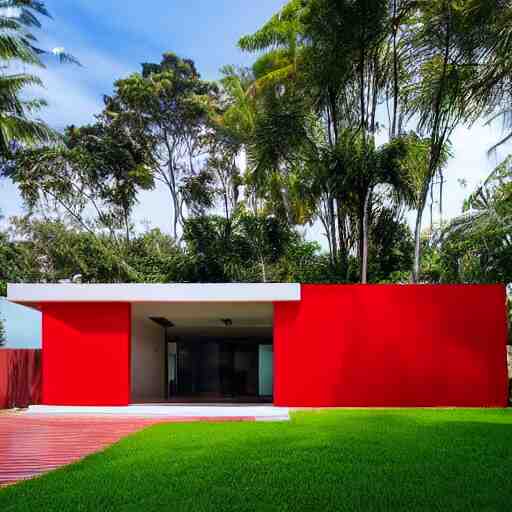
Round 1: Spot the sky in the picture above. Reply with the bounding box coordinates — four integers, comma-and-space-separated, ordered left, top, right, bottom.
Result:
0, 0, 510, 347
0, 298, 41, 348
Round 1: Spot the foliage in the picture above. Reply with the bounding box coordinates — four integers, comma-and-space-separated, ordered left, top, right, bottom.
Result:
103, 52, 219, 238
368, 207, 414, 283
436, 157, 512, 284
0, 311, 5, 346
6, 124, 154, 244
10, 217, 139, 283
182, 210, 320, 283
0, 229, 26, 295
1, 211, 341, 287
0, 1, 78, 157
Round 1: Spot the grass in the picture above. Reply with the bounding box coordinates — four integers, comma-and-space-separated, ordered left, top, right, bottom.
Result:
1, 409, 512, 511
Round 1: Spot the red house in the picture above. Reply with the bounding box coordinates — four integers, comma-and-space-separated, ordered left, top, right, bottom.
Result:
7, 283, 509, 407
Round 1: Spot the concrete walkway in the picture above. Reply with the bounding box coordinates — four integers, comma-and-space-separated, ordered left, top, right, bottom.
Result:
0, 405, 289, 486
26, 404, 290, 421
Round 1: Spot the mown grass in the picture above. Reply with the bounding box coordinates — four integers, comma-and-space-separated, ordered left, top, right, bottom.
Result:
1, 409, 512, 511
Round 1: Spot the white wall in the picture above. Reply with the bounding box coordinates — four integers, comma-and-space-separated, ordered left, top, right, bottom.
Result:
131, 317, 165, 402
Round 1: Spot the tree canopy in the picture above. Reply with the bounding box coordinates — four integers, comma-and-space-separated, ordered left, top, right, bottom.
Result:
0, 0, 511, 304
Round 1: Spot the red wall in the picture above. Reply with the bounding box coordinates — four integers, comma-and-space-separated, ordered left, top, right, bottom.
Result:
274, 285, 509, 407
0, 350, 42, 409
42, 303, 131, 406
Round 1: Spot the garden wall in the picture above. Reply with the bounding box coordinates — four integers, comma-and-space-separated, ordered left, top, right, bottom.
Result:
0, 349, 42, 409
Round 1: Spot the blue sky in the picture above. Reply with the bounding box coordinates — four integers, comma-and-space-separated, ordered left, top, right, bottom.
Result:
41, 0, 288, 128
0, 298, 41, 348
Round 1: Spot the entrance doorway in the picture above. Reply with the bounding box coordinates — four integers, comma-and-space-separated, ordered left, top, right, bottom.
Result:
131, 301, 274, 403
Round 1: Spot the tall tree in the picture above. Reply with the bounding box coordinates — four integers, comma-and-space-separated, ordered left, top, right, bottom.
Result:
103, 52, 219, 239
404, 0, 496, 281
240, 0, 416, 283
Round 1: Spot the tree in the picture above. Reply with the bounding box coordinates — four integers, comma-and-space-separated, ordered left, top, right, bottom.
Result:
207, 65, 254, 222
0, 227, 26, 296
103, 52, 219, 239
403, 0, 497, 281
367, 206, 414, 283
7, 217, 189, 285
182, 209, 305, 283
439, 156, 512, 284
65, 123, 154, 242
239, 0, 417, 283
5, 122, 154, 279
465, 1, 512, 154
0, 0, 78, 157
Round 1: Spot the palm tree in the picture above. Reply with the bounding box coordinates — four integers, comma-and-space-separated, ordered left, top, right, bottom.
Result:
440, 156, 512, 287
443, 156, 512, 246
238, 0, 305, 94
0, 1, 77, 156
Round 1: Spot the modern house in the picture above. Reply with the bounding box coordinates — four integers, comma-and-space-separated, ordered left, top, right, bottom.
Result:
6, 283, 509, 407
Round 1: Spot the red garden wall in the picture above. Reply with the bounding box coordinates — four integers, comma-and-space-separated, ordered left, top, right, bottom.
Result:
0, 349, 41, 409
274, 284, 509, 407
42, 302, 131, 406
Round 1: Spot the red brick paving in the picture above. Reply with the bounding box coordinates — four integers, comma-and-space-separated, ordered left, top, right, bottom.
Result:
0, 412, 254, 486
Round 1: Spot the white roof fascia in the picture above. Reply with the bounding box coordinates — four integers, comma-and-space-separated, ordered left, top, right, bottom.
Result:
7, 283, 301, 303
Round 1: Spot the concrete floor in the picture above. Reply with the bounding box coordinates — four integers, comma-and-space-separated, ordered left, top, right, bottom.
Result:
26, 404, 290, 421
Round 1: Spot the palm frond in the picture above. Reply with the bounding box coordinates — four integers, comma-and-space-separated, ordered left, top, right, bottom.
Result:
238, 0, 303, 53
51, 47, 81, 66
0, 113, 59, 154
487, 130, 512, 156
0, 72, 43, 93
0, 0, 51, 20
0, 32, 42, 64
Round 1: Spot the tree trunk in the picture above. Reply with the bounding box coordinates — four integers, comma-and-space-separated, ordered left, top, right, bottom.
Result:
391, 0, 399, 138
336, 200, 348, 277
260, 253, 267, 283
124, 208, 130, 244
413, 189, 428, 283
328, 195, 338, 265
361, 188, 371, 284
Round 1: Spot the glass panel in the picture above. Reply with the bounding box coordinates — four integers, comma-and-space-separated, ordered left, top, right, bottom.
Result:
258, 344, 273, 396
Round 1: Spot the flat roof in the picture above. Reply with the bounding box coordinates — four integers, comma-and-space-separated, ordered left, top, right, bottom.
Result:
7, 283, 301, 304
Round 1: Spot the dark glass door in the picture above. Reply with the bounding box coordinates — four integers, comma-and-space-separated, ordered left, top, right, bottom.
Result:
177, 341, 259, 397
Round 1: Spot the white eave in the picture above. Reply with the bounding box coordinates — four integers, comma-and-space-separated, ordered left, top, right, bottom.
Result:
7, 283, 301, 304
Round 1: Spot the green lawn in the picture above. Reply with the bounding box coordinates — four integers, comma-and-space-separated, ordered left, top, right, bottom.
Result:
2, 409, 512, 511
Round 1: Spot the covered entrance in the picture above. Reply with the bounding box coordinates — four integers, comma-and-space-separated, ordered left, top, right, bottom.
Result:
131, 301, 274, 403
